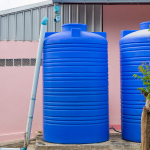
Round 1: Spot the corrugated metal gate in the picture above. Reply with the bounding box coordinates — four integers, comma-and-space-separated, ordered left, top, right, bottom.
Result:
0, 2, 102, 41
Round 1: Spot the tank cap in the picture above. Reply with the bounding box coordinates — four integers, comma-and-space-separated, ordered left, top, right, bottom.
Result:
71, 28, 81, 37
140, 22, 150, 30
62, 23, 87, 32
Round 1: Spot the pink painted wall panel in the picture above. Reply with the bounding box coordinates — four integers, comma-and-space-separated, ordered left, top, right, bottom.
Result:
0, 41, 38, 58
0, 41, 41, 142
103, 4, 150, 126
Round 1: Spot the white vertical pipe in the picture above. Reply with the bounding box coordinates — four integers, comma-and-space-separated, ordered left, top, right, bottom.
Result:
84, 4, 86, 25
25, 17, 48, 146
92, 5, 94, 32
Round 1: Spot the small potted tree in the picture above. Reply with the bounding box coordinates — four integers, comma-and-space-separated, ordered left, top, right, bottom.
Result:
133, 62, 150, 150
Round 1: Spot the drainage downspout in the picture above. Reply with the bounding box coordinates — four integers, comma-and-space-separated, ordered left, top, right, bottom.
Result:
22, 3, 61, 150
23, 17, 48, 150
54, 3, 60, 23
0, 4, 61, 150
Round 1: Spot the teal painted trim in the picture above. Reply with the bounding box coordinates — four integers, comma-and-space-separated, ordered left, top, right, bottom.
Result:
41, 17, 48, 25
54, 6, 60, 13
54, 14, 60, 23
54, 5, 60, 23
28, 117, 33, 119
31, 98, 35, 100
21, 147, 27, 150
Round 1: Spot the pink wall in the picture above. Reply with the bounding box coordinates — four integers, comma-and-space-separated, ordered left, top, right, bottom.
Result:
103, 4, 150, 126
0, 41, 41, 142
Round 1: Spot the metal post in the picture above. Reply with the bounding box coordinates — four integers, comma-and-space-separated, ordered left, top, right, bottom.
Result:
84, 4, 86, 25
46, 6, 48, 32
30, 9, 33, 41
0, 16, 1, 40
39, 7, 41, 39
23, 11, 25, 41
92, 5, 94, 32
69, 4, 71, 23
77, 4, 79, 23
100, 5, 102, 32
61, 4, 64, 31
7, 15, 9, 41
14, 13, 17, 41
53, 6, 56, 32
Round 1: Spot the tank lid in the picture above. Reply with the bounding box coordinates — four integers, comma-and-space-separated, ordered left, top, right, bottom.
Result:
44, 23, 107, 45
140, 22, 150, 30
62, 23, 87, 32
120, 29, 150, 45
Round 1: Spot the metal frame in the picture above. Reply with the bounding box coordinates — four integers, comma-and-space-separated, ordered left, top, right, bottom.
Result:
52, 0, 150, 3
0, 1, 53, 16
0, 1, 103, 41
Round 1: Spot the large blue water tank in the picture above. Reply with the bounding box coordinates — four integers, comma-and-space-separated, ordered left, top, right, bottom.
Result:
120, 22, 150, 142
43, 23, 109, 144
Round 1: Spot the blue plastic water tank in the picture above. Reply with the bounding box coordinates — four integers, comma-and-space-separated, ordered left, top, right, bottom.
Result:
120, 22, 150, 142
43, 23, 109, 144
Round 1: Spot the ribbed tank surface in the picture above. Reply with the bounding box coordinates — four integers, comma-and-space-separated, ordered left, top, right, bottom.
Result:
43, 23, 109, 144
120, 22, 150, 142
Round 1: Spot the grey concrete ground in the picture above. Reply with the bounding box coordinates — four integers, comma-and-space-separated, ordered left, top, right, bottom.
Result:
27, 140, 36, 150
0, 133, 141, 150
0, 137, 36, 149
35, 133, 141, 150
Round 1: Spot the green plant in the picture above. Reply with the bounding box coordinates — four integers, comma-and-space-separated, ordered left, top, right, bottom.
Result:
133, 62, 150, 100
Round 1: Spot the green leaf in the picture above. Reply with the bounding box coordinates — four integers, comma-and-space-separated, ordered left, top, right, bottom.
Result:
134, 62, 150, 101
133, 74, 137, 78
147, 95, 150, 99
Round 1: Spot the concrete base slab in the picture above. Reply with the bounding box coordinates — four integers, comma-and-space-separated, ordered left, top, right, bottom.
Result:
35, 133, 141, 150
27, 140, 36, 150
0, 137, 36, 148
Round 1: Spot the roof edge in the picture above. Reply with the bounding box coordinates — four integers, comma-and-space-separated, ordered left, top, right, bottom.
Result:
52, 0, 150, 3
0, 0, 53, 16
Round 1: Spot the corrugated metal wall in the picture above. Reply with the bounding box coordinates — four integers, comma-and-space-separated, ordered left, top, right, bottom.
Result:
0, 3, 102, 41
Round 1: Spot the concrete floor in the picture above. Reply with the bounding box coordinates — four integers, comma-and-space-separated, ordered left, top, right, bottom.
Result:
27, 140, 36, 150
0, 132, 141, 150
35, 133, 141, 150
0, 137, 36, 149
